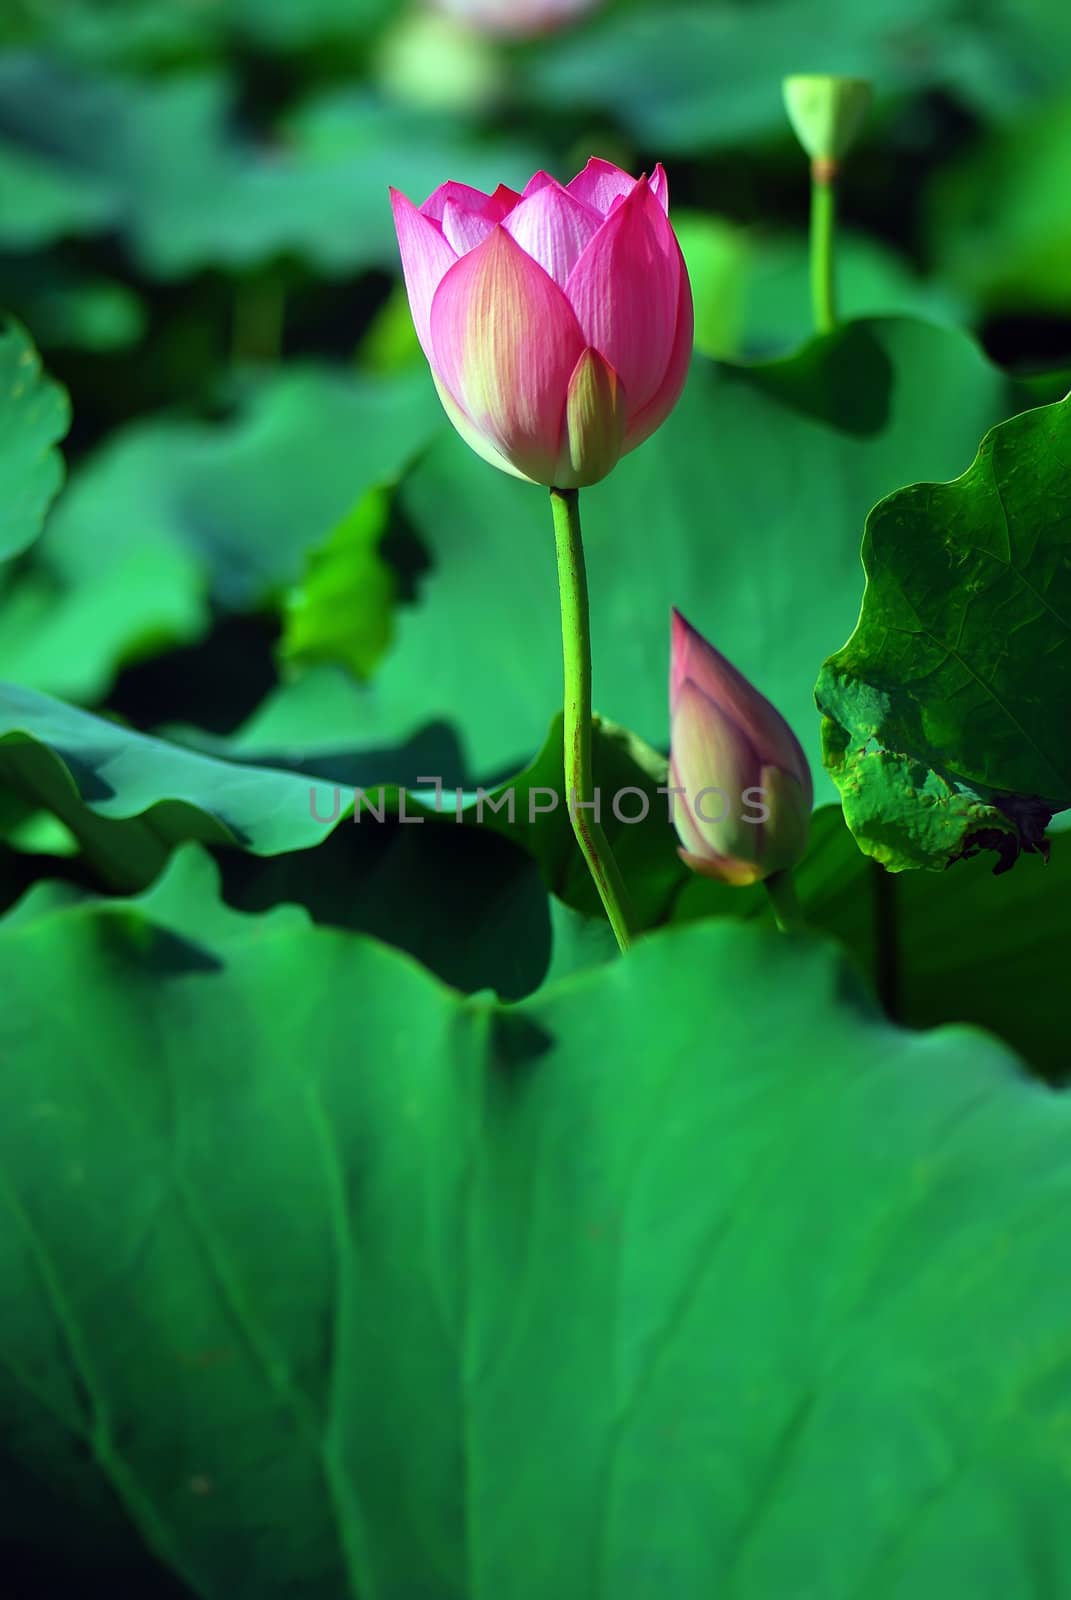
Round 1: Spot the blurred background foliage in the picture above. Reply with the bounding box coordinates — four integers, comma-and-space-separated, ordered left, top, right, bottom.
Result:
2, 0, 1069, 410
1, 0, 1070, 1066
2, 0, 1068, 642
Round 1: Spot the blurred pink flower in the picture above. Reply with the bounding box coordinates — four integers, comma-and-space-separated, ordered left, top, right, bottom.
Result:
430, 0, 601, 39
669, 609, 813, 887
390, 159, 693, 487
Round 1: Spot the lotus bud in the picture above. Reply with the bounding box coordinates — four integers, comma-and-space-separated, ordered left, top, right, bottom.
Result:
782, 75, 872, 177
389, 159, 693, 488
669, 608, 813, 886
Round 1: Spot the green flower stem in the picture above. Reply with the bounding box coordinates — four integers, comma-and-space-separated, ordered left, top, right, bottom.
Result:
764, 868, 807, 934
550, 486, 638, 954
810, 160, 838, 335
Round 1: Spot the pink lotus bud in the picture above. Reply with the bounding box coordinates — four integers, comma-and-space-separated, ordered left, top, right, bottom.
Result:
389, 159, 693, 487
429, 0, 601, 39
669, 609, 813, 887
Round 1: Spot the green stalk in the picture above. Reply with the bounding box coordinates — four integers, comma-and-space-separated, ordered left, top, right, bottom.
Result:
550, 487, 638, 954
764, 868, 806, 935
810, 160, 838, 335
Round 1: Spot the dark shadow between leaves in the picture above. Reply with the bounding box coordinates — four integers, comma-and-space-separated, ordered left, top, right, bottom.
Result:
0, 739, 116, 806
0, 1540, 196, 1600
488, 1010, 555, 1076
109, 613, 282, 737
54, 749, 117, 804
749, 321, 894, 438
97, 913, 224, 977
261, 719, 470, 791
0, 1423, 198, 1599
379, 479, 435, 605
216, 818, 554, 1001
0, 844, 99, 917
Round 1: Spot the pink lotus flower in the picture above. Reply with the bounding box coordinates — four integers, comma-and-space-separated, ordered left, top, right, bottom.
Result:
390, 159, 693, 487
670, 609, 813, 887
430, 0, 601, 39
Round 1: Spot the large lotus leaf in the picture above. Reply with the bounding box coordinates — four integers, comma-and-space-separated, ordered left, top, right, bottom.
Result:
0, 56, 542, 274
0, 750, 570, 1005
0, 678, 624, 999
0, 684, 676, 916
0, 135, 117, 248
1, 847, 1071, 1595
359, 319, 1054, 805
0, 319, 68, 563
3, 681, 1069, 1078
816, 396, 1071, 873
0, 681, 710, 956
0, 367, 441, 702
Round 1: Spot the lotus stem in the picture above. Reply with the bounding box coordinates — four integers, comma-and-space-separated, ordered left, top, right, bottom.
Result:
549, 486, 638, 954
764, 868, 807, 934
810, 158, 838, 335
